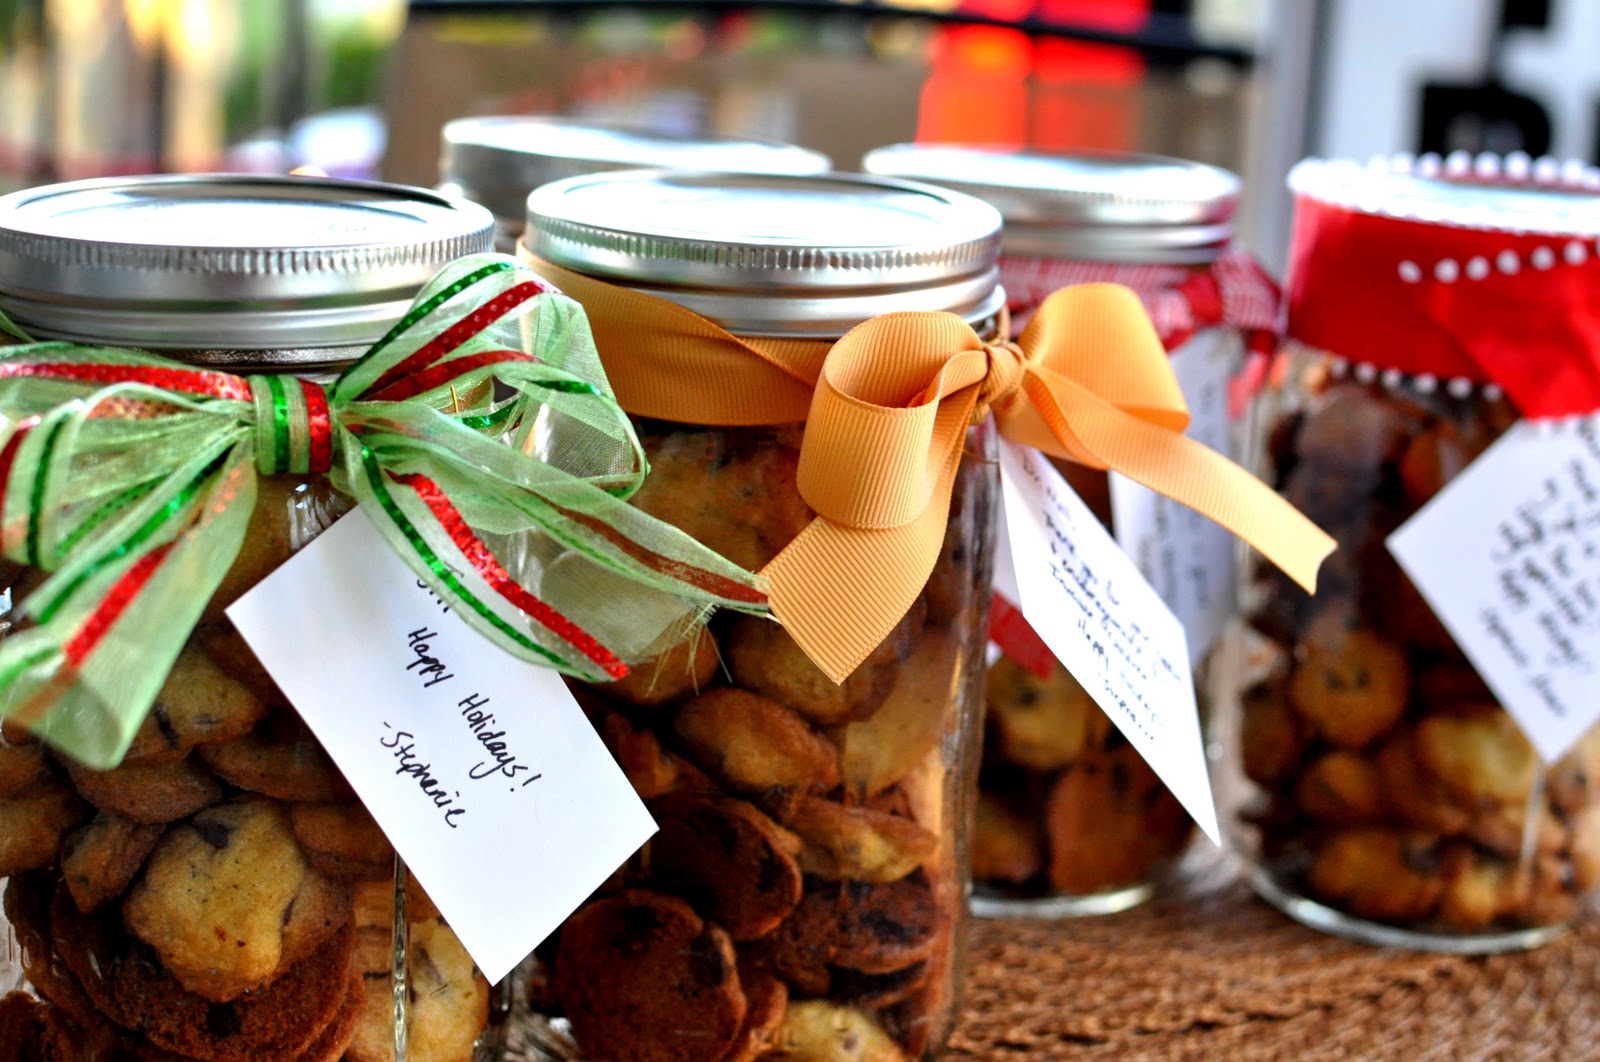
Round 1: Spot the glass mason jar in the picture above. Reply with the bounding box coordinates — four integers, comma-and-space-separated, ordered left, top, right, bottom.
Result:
438, 114, 832, 251
513, 171, 1004, 1062
863, 145, 1258, 915
0, 175, 507, 1057
1230, 154, 1600, 952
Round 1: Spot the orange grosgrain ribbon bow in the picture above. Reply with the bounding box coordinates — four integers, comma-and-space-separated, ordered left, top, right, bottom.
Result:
526, 253, 1335, 682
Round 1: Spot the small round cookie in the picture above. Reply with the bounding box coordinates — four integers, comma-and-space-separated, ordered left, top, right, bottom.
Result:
1294, 751, 1385, 826
197, 714, 353, 802
195, 622, 284, 700
1437, 844, 1522, 931
829, 877, 939, 976
1414, 705, 1538, 805
723, 615, 906, 728
596, 628, 721, 709
1306, 828, 1444, 924
402, 919, 491, 1062
1288, 605, 1410, 750
1398, 419, 1487, 505
555, 890, 748, 1062
122, 643, 274, 764
0, 991, 45, 1062
674, 688, 841, 795
647, 792, 803, 941
630, 429, 812, 573
833, 631, 959, 798
1239, 674, 1305, 788
985, 657, 1109, 771
1548, 725, 1600, 815
764, 1000, 906, 1062
1567, 803, 1600, 892
130, 969, 365, 1062
61, 812, 167, 912
290, 802, 395, 882
776, 795, 938, 884
829, 961, 929, 1010
0, 781, 90, 877
66, 755, 221, 825
1374, 729, 1474, 835
971, 789, 1044, 886
123, 798, 352, 1002
1044, 750, 1190, 895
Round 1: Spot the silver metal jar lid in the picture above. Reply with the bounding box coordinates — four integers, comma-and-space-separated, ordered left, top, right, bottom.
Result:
860, 144, 1239, 264
440, 115, 833, 224
525, 170, 1004, 338
0, 174, 495, 358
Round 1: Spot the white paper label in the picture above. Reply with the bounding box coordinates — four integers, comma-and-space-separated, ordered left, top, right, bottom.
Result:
227, 510, 656, 984
1388, 415, 1600, 763
1110, 329, 1240, 665
997, 439, 1220, 844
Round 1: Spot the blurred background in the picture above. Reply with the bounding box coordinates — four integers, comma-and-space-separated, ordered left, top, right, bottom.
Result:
0, 0, 1592, 266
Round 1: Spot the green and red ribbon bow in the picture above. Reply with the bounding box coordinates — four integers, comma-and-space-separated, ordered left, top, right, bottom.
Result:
0, 254, 769, 769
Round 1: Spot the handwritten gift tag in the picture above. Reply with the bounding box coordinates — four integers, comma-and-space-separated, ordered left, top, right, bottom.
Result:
1110, 330, 1241, 665
997, 439, 1221, 844
1388, 415, 1600, 763
228, 510, 656, 985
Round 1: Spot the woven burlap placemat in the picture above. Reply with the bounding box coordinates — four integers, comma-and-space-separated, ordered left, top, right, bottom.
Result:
949, 845, 1600, 1061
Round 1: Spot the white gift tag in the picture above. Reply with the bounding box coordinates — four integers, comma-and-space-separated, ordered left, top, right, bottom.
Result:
227, 509, 656, 985
997, 439, 1220, 844
1388, 415, 1600, 764
1110, 329, 1240, 665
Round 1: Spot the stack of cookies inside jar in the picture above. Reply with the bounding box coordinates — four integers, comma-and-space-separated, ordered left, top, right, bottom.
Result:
0, 176, 500, 1060
1232, 153, 1600, 950
863, 144, 1265, 915
514, 170, 1006, 1062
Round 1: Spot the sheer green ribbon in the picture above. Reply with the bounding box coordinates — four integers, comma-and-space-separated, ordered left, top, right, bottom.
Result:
0, 254, 768, 768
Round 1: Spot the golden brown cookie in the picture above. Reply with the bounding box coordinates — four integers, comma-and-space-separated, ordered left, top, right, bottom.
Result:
984, 657, 1109, 771
764, 1000, 906, 1062
555, 890, 748, 1062
833, 631, 959, 799
1465, 799, 1563, 860
971, 790, 1044, 886
60, 812, 166, 912
724, 614, 907, 727
1288, 606, 1409, 750
1547, 725, 1600, 816
597, 627, 721, 708
122, 643, 274, 764
1044, 748, 1191, 895
1414, 706, 1537, 806
0, 781, 89, 877
629, 428, 812, 573
775, 795, 938, 884
1437, 844, 1521, 931
289, 801, 394, 882
1569, 803, 1600, 892
646, 792, 803, 941
197, 714, 353, 802
402, 919, 490, 1062
66, 756, 221, 825
1398, 419, 1487, 504
674, 688, 841, 795
1374, 728, 1474, 835
123, 798, 352, 1002
1294, 751, 1385, 826
1306, 828, 1443, 924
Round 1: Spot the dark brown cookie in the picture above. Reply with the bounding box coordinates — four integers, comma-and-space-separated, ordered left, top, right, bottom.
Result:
1306, 828, 1443, 924
66, 756, 221, 825
1044, 748, 1191, 895
595, 708, 715, 800
290, 802, 394, 882
746, 878, 937, 993
0, 729, 51, 799
203, 474, 350, 622
124, 798, 352, 1002
970, 790, 1043, 886
674, 688, 841, 795
555, 890, 747, 1062
1294, 751, 1385, 826
647, 792, 804, 941
716, 970, 788, 1062
61, 812, 166, 912
130, 969, 364, 1062
122, 644, 274, 765
0, 990, 46, 1062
